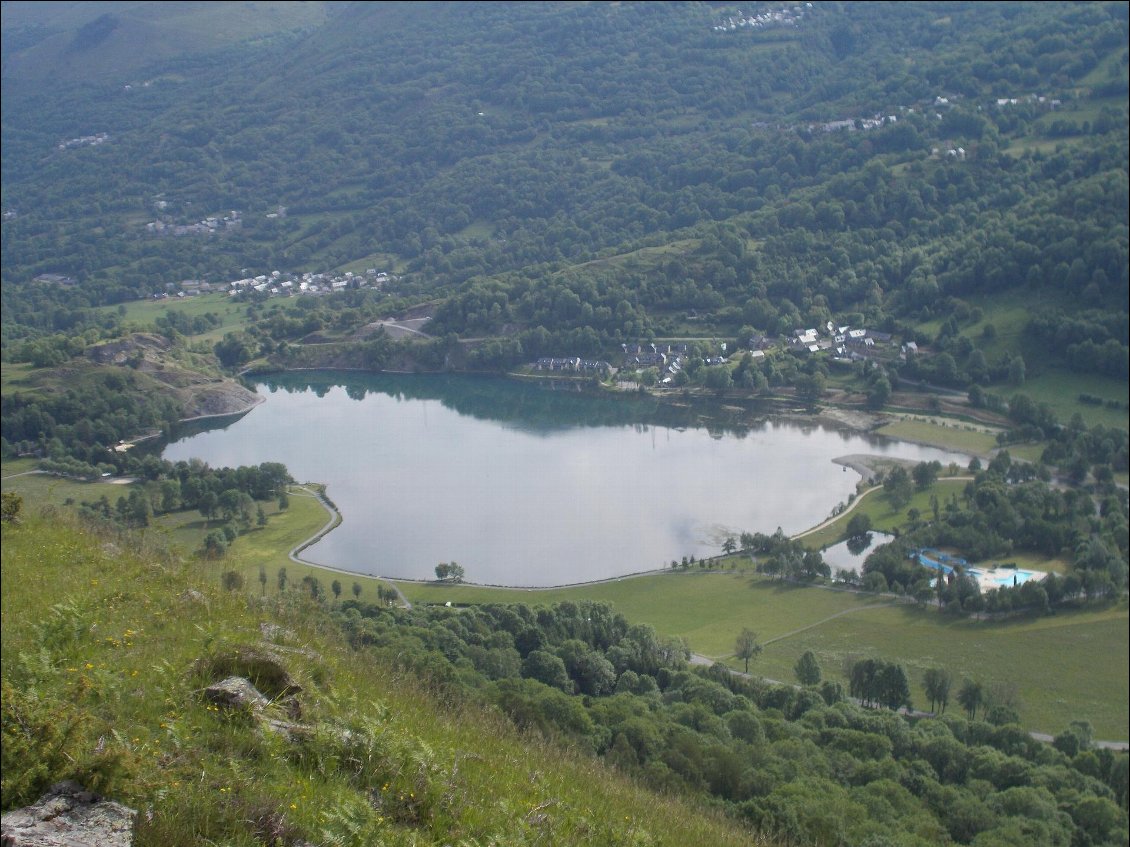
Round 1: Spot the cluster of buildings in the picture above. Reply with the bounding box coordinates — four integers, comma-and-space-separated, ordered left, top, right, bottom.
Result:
146, 210, 242, 238
154, 268, 393, 299
812, 115, 899, 134
532, 323, 909, 383
532, 357, 613, 375
712, 4, 811, 32
57, 133, 109, 151
788, 322, 893, 359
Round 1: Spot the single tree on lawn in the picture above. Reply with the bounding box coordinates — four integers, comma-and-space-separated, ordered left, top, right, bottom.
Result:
734, 628, 762, 674
795, 650, 822, 686
957, 679, 984, 720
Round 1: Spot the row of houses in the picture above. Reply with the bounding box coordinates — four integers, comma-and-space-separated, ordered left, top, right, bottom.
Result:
226, 268, 391, 297
532, 357, 612, 374
712, 4, 810, 32
146, 210, 242, 237
57, 133, 109, 151
154, 267, 394, 299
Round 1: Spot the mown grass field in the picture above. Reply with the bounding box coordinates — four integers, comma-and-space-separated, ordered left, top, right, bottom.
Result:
874, 418, 1002, 456
398, 569, 1129, 739
733, 599, 1130, 740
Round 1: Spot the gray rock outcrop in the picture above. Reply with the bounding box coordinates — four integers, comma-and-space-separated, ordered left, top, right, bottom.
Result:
0, 781, 136, 847
203, 676, 270, 711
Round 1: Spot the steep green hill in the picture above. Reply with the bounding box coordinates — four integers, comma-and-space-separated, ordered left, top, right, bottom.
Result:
0, 507, 763, 846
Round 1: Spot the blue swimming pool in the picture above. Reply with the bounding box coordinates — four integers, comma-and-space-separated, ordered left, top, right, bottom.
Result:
911, 549, 1044, 590
968, 567, 1040, 588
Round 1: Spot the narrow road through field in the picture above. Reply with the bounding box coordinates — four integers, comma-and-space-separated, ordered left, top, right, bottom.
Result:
287, 485, 339, 568
762, 601, 903, 645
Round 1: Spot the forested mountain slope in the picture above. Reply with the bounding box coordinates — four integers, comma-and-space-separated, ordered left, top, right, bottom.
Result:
3, 1, 1126, 385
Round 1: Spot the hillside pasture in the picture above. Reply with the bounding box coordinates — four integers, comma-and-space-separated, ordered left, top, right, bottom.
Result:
397, 569, 1128, 739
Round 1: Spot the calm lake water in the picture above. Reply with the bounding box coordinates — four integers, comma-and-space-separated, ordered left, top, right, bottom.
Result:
820, 531, 897, 577
164, 372, 968, 586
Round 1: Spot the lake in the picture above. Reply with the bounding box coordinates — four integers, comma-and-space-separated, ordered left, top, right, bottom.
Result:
163, 372, 969, 586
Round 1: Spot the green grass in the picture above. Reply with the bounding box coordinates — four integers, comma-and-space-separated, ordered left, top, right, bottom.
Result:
103, 292, 302, 343
2, 510, 759, 846
1004, 443, 1046, 463
912, 287, 1128, 430
916, 289, 1042, 364
0, 466, 398, 609
799, 478, 971, 551
874, 419, 1002, 456
1, 466, 138, 506
106, 292, 234, 328
733, 599, 1129, 740
0, 362, 37, 394
397, 569, 1128, 739
1014, 368, 1129, 431
454, 220, 497, 240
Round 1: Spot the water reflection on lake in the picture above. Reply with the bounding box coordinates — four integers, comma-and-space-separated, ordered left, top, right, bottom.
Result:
163, 372, 968, 587
820, 531, 897, 578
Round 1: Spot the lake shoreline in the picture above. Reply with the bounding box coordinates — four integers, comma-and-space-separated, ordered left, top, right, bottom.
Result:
178, 369, 975, 590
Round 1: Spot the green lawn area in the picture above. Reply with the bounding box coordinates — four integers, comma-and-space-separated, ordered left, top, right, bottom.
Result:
103, 291, 302, 344
1, 465, 136, 506
0, 362, 37, 394
1014, 368, 1129, 431
912, 289, 1128, 431
204, 486, 395, 606
0, 467, 395, 607
874, 419, 1001, 456
737, 599, 1129, 740
397, 569, 1128, 739
798, 478, 972, 550
1004, 443, 1046, 463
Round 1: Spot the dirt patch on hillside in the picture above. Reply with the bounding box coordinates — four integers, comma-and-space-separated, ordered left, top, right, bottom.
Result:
176, 380, 262, 419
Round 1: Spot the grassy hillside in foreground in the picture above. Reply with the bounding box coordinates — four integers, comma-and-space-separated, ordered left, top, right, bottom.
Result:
0, 510, 762, 846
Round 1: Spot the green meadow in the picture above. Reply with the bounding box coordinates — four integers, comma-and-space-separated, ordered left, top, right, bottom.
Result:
104, 292, 303, 344
6, 464, 1125, 739
913, 289, 1129, 430
0, 467, 392, 606
397, 570, 1129, 739
873, 418, 1002, 456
